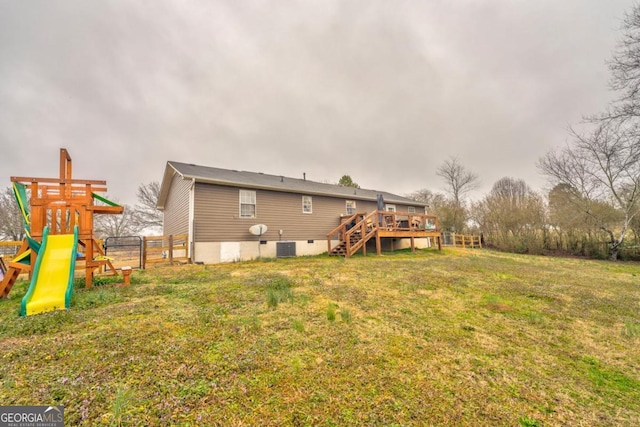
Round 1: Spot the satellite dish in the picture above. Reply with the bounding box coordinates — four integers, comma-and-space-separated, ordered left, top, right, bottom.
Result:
249, 224, 268, 236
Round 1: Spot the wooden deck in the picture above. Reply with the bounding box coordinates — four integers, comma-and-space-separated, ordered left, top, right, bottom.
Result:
327, 210, 442, 258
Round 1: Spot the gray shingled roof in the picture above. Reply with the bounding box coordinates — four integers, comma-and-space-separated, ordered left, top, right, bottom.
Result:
159, 161, 425, 208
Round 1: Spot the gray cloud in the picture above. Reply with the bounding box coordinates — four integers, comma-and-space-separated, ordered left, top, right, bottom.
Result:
0, 0, 634, 204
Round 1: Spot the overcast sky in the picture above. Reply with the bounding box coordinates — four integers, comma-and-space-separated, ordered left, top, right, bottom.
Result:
0, 0, 636, 205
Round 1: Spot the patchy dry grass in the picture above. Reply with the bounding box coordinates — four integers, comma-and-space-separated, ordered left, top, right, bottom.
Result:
1, 248, 640, 426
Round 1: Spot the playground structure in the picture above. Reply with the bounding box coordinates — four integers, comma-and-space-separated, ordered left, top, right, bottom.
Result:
0, 148, 123, 314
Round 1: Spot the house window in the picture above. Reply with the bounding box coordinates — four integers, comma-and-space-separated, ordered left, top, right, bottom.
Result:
346, 200, 356, 215
386, 204, 396, 212
302, 196, 312, 214
239, 190, 256, 218
408, 206, 416, 214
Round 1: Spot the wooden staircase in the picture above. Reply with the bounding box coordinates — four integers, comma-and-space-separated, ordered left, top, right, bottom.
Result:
327, 210, 442, 258
327, 211, 378, 258
329, 232, 364, 256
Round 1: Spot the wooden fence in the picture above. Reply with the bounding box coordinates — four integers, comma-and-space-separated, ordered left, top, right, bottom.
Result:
0, 241, 23, 261
441, 233, 483, 249
142, 234, 190, 268
1, 234, 191, 270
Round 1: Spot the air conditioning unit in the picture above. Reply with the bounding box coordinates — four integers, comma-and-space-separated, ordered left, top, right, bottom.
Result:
276, 241, 296, 258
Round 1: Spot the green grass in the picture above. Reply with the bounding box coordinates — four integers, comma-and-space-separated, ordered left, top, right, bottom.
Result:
1, 248, 640, 426
623, 321, 640, 338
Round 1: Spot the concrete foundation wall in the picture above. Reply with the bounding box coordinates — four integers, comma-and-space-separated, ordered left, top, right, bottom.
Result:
193, 237, 433, 264
193, 239, 338, 264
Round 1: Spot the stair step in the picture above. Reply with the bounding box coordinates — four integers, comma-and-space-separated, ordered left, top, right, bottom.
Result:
330, 217, 377, 257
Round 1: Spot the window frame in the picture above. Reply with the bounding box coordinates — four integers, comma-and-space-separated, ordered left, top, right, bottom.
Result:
302, 195, 313, 214
345, 200, 356, 215
239, 189, 257, 218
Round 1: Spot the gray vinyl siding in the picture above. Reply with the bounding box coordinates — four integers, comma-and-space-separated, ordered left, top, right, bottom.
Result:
193, 183, 389, 242
162, 173, 191, 236
193, 182, 420, 242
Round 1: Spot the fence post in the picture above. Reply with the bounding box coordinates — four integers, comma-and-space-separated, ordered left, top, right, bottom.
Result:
142, 236, 147, 269
169, 235, 174, 265
186, 234, 191, 264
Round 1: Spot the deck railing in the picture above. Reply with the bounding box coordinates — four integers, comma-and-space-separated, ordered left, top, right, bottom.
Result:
376, 211, 439, 232
327, 210, 440, 256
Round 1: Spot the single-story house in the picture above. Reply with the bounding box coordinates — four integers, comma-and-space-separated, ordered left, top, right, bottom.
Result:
157, 161, 435, 263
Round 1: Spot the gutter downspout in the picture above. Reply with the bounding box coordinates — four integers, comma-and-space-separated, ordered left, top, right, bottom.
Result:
188, 178, 195, 262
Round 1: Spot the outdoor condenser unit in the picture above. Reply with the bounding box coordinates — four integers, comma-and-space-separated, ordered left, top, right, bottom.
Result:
276, 241, 296, 258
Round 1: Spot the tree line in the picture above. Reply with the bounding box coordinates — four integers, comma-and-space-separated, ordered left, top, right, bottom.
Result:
407, 154, 640, 261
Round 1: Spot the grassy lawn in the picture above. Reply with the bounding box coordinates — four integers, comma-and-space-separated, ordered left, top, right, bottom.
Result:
1, 248, 639, 426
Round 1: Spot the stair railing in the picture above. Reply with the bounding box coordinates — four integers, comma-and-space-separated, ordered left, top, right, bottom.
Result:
342, 210, 380, 257
326, 212, 364, 254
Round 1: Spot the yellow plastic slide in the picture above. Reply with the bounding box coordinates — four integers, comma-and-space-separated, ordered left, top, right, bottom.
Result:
21, 226, 78, 316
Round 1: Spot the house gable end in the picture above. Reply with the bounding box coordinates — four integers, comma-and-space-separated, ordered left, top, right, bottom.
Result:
161, 170, 192, 236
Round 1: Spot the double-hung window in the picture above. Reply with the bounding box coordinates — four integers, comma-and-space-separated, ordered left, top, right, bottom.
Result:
302, 196, 312, 214
239, 190, 256, 218
346, 200, 356, 215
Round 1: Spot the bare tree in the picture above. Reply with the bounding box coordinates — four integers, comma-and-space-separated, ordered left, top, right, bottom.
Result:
606, 4, 640, 120
133, 181, 163, 231
436, 157, 479, 205
539, 121, 640, 259
407, 188, 462, 232
541, 3, 640, 259
547, 183, 620, 255
406, 189, 444, 210
435, 158, 479, 232
94, 203, 140, 238
0, 186, 26, 241
473, 177, 546, 253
